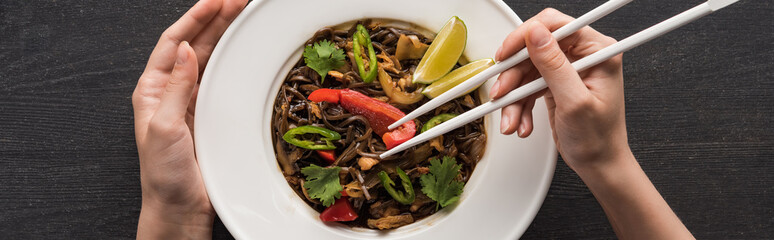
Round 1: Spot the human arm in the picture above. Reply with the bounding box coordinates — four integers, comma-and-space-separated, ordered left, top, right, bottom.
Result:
132, 0, 247, 238
492, 9, 694, 239
577, 150, 693, 239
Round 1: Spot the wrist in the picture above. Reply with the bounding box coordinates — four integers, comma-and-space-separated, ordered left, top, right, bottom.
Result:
137, 200, 215, 239
569, 149, 694, 239
564, 140, 635, 175
571, 145, 636, 182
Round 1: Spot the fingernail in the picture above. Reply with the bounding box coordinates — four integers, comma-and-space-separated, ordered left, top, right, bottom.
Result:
177, 41, 189, 65
490, 81, 501, 98
495, 46, 503, 61
518, 124, 527, 137
528, 23, 551, 48
500, 115, 510, 134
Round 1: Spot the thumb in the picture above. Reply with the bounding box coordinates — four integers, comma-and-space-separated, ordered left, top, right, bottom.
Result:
156, 41, 199, 120
525, 22, 589, 104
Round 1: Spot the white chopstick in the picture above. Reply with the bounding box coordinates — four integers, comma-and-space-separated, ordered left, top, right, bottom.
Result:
387, 0, 633, 130
381, 0, 739, 158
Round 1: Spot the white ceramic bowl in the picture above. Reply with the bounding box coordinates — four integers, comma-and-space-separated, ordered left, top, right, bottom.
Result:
195, 0, 557, 239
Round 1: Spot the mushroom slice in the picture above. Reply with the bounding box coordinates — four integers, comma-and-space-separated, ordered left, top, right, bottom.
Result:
395, 34, 429, 61
377, 68, 424, 105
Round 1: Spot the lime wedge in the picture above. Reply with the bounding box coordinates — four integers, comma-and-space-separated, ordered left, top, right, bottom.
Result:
412, 16, 467, 84
422, 58, 495, 99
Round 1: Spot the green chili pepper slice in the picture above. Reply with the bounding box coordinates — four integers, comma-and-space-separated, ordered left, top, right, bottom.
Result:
377, 167, 415, 205
282, 125, 341, 150
353, 24, 377, 83
421, 113, 458, 133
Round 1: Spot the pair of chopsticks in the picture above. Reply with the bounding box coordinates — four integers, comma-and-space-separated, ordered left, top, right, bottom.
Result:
381, 0, 739, 158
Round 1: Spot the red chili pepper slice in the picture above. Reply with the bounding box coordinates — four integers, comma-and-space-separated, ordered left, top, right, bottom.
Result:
383, 121, 416, 149
316, 150, 336, 164
339, 89, 405, 135
319, 197, 358, 222
308, 88, 341, 103
308, 88, 416, 150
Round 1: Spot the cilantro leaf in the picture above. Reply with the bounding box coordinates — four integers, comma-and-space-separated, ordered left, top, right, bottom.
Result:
303, 40, 345, 82
301, 164, 342, 207
420, 156, 464, 209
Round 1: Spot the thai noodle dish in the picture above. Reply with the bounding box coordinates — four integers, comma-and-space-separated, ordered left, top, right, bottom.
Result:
271, 17, 494, 229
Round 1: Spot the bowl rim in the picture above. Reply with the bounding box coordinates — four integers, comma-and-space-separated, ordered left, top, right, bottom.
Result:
195, 0, 557, 239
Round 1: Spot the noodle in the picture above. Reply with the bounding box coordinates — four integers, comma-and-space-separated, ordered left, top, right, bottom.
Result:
270, 19, 486, 229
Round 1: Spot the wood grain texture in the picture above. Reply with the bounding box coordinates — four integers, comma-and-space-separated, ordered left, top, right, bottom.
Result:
0, 0, 771, 239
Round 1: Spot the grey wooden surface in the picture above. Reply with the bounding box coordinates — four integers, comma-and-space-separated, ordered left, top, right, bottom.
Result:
0, 0, 771, 239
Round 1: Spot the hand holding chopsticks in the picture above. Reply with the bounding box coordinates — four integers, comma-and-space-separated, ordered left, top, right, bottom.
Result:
387, 0, 633, 131
380, 0, 739, 158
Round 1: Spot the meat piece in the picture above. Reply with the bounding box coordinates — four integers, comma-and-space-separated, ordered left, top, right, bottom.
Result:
367, 215, 414, 230
343, 181, 364, 198
429, 136, 444, 152
461, 95, 476, 108
327, 70, 351, 84
358, 157, 380, 171
377, 52, 402, 74
308, 101, 322, 119
397, 75, 415, 91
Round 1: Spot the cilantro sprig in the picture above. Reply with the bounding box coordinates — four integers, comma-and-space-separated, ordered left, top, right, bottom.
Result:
301, 164, 342, 207
420, 156, 464, 209
303, 40, 345, 82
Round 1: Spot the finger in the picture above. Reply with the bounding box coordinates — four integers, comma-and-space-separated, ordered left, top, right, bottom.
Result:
561, 27, 616, 58
525, 22, 590, 105
541, 89, 559, 144
185, 83, 200, 135
499, 8, 615, 63
496, 8, 572, 61
156, 42, 200, 121
496, 62, 541, 134
191, 0, 248, 73
500, 103, 521, 135
527, 9, 617, 64
187, 83, 200, 121
489, 60, 533, 99
518, 97, 536, 138
498, 69, 541, 136
496, 26, 527, 62
144, 0, 223, 75
543, 89, 556, 117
